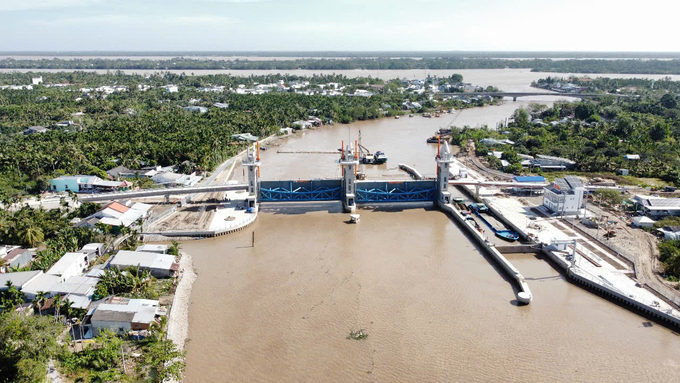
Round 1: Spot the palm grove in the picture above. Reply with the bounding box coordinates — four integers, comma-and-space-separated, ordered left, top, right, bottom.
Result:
0, 71, 491, 382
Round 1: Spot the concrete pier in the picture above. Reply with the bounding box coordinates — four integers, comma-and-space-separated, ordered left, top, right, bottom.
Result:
439, 202, 533, 304
398, 163, 424, 180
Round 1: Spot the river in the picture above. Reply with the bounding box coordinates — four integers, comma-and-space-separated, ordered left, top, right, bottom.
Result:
181, 206, 680, 382
179, 88, 680, 382
2, 67, 679, 91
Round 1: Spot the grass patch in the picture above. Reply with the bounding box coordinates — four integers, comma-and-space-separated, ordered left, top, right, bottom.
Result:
347, 329, 368, 340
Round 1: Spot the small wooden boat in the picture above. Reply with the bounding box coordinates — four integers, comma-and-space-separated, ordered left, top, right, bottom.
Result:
495, 230, 520, 242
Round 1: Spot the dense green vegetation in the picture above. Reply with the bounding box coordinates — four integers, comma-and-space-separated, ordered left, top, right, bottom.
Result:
95, 266, 175, 300
658, 241, 680, 280
452, 83, 680, 184
59, 328, 185, 383
533, 76, 680, 94
0, 72, 492, 200
0, 312, 64, 383
2, 57, 680, 74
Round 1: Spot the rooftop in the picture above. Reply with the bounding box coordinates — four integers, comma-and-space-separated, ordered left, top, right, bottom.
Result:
109, 250, 176, 271
0, 270, 42, 289
46, 252, 88, 276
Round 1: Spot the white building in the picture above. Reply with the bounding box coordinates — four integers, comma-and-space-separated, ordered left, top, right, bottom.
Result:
31, 76, 43, 85
542, 176, 585, 216
46, 252, 90, 280
107, 250, 178, 278
633, 195, 680, 218
88, 296, 162, 336
163, 85, 178, 93
135, 244, 168, 254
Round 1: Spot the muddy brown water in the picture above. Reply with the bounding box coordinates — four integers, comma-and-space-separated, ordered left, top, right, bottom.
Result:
5, 61, 678, 380
182, 204, 680, 382
179, 77, 680, 382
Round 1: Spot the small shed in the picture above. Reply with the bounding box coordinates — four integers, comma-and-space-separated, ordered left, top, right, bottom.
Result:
631, 216, 655, 228
656, 226, 680, 240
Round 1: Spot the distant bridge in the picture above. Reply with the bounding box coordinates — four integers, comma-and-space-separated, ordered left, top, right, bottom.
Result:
79, 183, 249, 202
439, 92, 625, 101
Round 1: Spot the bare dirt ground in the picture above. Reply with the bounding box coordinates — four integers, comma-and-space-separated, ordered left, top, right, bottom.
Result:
573, 203, 680, 305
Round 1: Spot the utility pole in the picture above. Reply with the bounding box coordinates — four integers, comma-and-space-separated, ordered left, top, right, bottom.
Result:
121, 344, 127, 374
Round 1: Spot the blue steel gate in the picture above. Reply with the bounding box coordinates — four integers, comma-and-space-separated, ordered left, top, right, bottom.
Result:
260, 180, 342, 202
355, 180, 436, 202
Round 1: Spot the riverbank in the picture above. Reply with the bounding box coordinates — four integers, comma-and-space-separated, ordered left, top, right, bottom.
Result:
451, 158, 680, 327
167, 251, 197, 365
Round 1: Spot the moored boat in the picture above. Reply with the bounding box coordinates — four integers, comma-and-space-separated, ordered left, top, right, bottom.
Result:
495, 230, 520, 242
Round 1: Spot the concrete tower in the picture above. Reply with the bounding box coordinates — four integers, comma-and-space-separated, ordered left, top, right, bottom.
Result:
241, 142, 261, 208
340, 141, 359, 212
436, 141, 455, 205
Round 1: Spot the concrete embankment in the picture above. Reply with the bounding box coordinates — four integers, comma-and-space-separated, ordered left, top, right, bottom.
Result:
541, 248, 680, 328
439, 202, 532, 304
166, 251, 197, 383
399, 163, 424, 180
144, 210, 258, 240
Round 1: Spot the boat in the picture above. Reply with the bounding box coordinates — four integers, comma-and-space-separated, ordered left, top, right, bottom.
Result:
468, 203, 488, 213
373, 151, 388, 164
495, 230, 520, 242
468, 204, 520, 242
455, 203, 470, 214
394, 116, 400, 119
452, 197, 464, 204
409, 114, 414, 117
435, 113, 441, 117
426, 135, 441, 143
423, 113, 432, 118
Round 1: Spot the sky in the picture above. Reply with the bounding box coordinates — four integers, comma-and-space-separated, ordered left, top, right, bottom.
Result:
1, 0, 679, 52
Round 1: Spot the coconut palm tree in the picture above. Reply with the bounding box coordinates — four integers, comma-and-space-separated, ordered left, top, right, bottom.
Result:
34, 291, 48, 315
18, 225, 44, 248
53, 295, 62, 323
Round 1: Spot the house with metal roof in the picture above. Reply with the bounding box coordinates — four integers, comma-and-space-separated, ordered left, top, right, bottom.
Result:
107, 250, 178, 278
0, 246, 33, 272
135, 244, 169, 254
49, 175, 127, 193
656, 226, 680, 240
23, 126, 49, 135
633, 195, 680, 218
542, 176, 585, 215
46, 252, 90, 280
87, 296, 163, 336
0, 271, 43, 293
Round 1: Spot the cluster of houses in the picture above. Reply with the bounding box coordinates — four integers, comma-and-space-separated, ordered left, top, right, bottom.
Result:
539, 177, 680, 242
49, 175, 131, 194
398, 78, 479, 95
75, 200, 152, 229
0, 243, 178, 338
49, 166, 202, 196
533, 78, 589, 93
291, 116, 325, 130
230, 80, 346, 96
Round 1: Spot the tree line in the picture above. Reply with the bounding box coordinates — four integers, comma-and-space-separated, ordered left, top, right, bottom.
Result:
2, 57, 680, 74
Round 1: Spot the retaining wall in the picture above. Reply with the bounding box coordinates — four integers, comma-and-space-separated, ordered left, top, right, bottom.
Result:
144, 211, 258, 238
439, 202, 532, 304
398, 163, 424, 180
